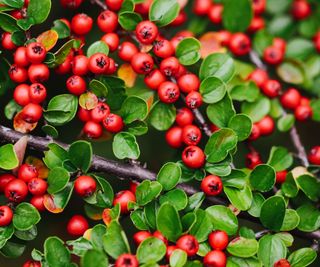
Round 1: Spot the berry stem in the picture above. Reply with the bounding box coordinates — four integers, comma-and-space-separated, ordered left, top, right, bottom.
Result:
90, 0, 107, 10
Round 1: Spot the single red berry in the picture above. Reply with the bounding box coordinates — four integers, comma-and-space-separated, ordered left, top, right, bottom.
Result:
4, 179, 28, 202
229, 33, 251, 56
193, 0, 212, 16
300, 97, 310, 107
263, 46, 284, 65
133, 231, 152, 245
153, 230, 168, 245
160, 57, 180, 77
314, 31, 320, 53
166, 245, 178, 260
118, 42, 139, 62
249, 124, 261, 141
18, 164, 38, 182
97, 10, 118, 33
115, 254, 139, 267
261, 79, 281, 98
185, 91, 203, 109
165, 126, 183, 148
248, 16, 265, 32
21, 103, 43, 123
10, 9, 24, 20
208, 4, 223, 24
26, 42, 47, 64
174, 64, 187, 79
176, 108, 194, 127
67, 215, 89, 236
247, 69, 269, 88
135, 20, 158, 45
28, 63, 50, 83
23, 260, 42, 267
276, 170, 287, 184
274, 259, 291, 267
177, 73, 200, 93
83, 121, 103, 139
105, 0, 124, 11
1, 32, 16, 50
74, 175, 97, 197
158, 81, 180, 103
101, 33, 120, 52
182, 146, 205, 169
280, 88, 301, 110
103, 113, 124, 133
30, 195, 46, 212
295, 105, 312, 121
0, 174, 15, 193
71, 13, 93, 35
203, 250, 227, 267
256, 116, 274, 136
153, 39, 175, 58
308, 146, 320, 165
78, 107, 91, 122
170, 10, 187, 26
14, 84, 31, 106
201, 175, 223, 196
14, 47, 29, 67
246, 151, 262, 169
113, 190, 136, 214
273, 37, 286, 53
60, 0, 83, 9
292, 0, 311, 20
72, 55, 89, 76
144, 69, 167, 90
91, 102, 110, 122
0, 206, 13, 227
9, 64, 28, 83
28, 178, 48, 195
252, 0, 266, 15
66, 75, 87, 95
182, 125, 202, 146
55, 54, 72, 75
29, 83, 47, 104
105, 57, 117, 74
88, 53, 110, 74
135, 0, 152, 15
176, 234, 199, 256
131, 52, 154, 74
208, 231, 228, 250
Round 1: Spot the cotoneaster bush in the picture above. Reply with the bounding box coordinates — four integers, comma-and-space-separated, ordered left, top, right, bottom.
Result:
0, 0, 319, 266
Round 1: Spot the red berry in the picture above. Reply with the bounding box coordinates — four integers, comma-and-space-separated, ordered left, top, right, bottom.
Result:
193, 0, 212, 16
308, 146, 320, 165
83, 121, 103, 139
201, 175, 223, 196
246, 151, 262, 169
14, 47, 29, 67
174, 64, 187, 79
105, 0, 123, 11
249, 124, 261, 141
71, 13, 93, 35
177, 74, 200, 93
1, 32, 16, 50
203, 250, 227, 267
160, 57, 180, 77
113, 190, 136, 213
88, 53, 110, 74
78, 107, 91, 122
182, 125, 202, 146
144, 69, 167, 90
292, 0, 311, 20
273, 38, 286, 53
208, 231, 228, 250
55, 54, 72, 75
118, 42, 138, 62
176, 108, 194, 127
67, 75, 87, 95
0, 174, 15, 193
153, 39, 174, 58
115, 254, 139, 267
135, 0, 152, 15
91, 102, 110, 122
29, 83, 47, 104
72, 55, 89, 76
14, 84, 31, 106
294, 105, 312, 121
256, 116, 274, 136
280, 88, 301, 110
21, 103, 43, 123
105, 57, 117, 74
10, 9, 24, 20
135, 20, 158, 45
247, 69, 269, 88
74, 175, 97, 197
30, 195, 46, 212
101, 33, 120, 52
208, 4, 223, 24
274, 259, 291, 267
0, 206, 13, 227
129, 181, 139, 194
229, 33, 251, 56
158, 81, 180, 103
263, 46, 284, 65
4, 179, 28, 202
28, 63, 50, 83
60, 0, 83, 9
103, 113, 124, 133
9, 65, 28, 83
185, 91, 203, 109
26, 42, 47, 64
170, 10, 187, 26
276, 170, 287, 184
314, 32, 320, 53
261, 79, 281, 98
97, 10, 118, 33
28, 178, 48, 195
252, 0, 266, 15
131, 52, 154, 74
182, 146, 205, 169
176, 235, 199, 256
165, 126, 183, 148
300, 97, 310, 107
248, 16, 265, 32
153, 230, 168, 245
133, 231, 152, 245
23, 260, 41, 267
67, 215, 89, 236
18, 164, 38, 182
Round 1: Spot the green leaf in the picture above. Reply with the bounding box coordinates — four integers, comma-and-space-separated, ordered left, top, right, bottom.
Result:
159, 189, 187, 211
222, 0, 252, 32
27, 0, 51, 24
274, 232, 294, 247
43, 143, 68, 170
296, 204, 320, 232
67, 237, 93, 257
121, 96, 148, 124
280, 209, 300, 231
260, 196, 286, 231
68, 141, 92, 173
267, 15, 295, 39
127, 121, 148, 136
206, 205, 238, 235
136, 180, 162, 206
241, 96, 271, 123
103, 221, 130, 259
296, 174, 320, 201
199, 76, 226, 104
0, 225, 14, 249
205, 156, 232, 177
277, 114, 295, 132
42, 125, 59, 138
258, 235, 286, 267
113, 132, 140, 160
248, 192, 265, 218
288, 248, 317, 267
311, 99, 320, 122
276, 60, 305, 84
0, 144, 18, 170
118, 11, 142, 31
281, 172, 298, 198
44, 237, 71, 267
176, 38, 201, 66
200, 53, 235, 82
189, 209, 213, 243
249, 164, 276, 192
184, 192, 205, 213
16, 17, 34, 31
253, 29, 273, 56
227, 256, 262, 267
149, 101, 176, 131
44, 94, 78, 126
14, 226, 37, 241
89, 79, 108, 98
119, 0, 134, 13
11, 30, 26, 46
224, 185, 253, 211
90, 224, 107, 250
228, 114, 252, 141
266, 0, 291, 14
286, 38, 315, 61
137, 237, 166, 264
170, 249, 187, 267
87, 41, 109, 57
205, 128, 238, 163
0, 241, 26, 258
157, 162, 181, 191
269, 99, 284, 119
81, 249, 108, 267
0, 0, 24, 8
0, 12, 19, 32
47, 167, 70, 194
52, 19, 70, 39
149, 0, 179, 27
93, 176, 114, 208
4, 100, 20, 120
156, 203, 182, 242
221, 170, 247, 189
230, 82, 260, 103
130, 209, 149, 230
298, 16, 318, 39
227, 237, 258, 258
13, 203, 40, 231
50, 39, 78, 67
144, 201, 157, 229
44, 182, 74, 213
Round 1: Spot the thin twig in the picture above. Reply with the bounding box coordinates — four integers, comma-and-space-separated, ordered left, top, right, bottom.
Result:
90, 0, 107, 10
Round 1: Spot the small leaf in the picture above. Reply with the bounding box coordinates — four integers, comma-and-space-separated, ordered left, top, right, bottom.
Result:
288, 248, 317, 267
230, 82, 260, 103
149, 101, 176, 131
286, 38, 315, 60
118, 11, 142, 31
260, 196, 286, 231
277, 114, 295, 132
176, 38, 201, 66
0, 144, 18, 170
199, 76, 226, 104
89, 79, 108, 98
68, 141, 92, 173
227, 237, 259, 258
44, 237, 71, 267
189, 209, 213, 243
121, 96, 148, 124
248, 193, 265, 218
137, 237, 166, 264
170, 249, 187, 267
296, 174, 320, 201
241, 96, 271, 123
113, 132, 140, 160
81, 249, 108, 267
280, 209, 300, 231
27, 0, 52, 24
224, 185, 253, 211
228, 114, 252, 141
37, 30, 59, 51
0, 12, 19, 32
157, 162, 181, 191
13, 203, 40, 231
47, 167, 70, 194
296, 204, 320, 232
136, 180, 162, 206
258, 235, 287, 267
43, 183, 74, 213
51, 19, 70, 39
149, 0, 179, 27
159, 189, 187, 211
249, 164, 276, 192
87, 41, 109, 57
277, 60, 305, 84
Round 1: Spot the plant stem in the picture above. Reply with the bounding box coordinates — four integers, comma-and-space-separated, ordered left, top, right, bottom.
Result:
90, 0, 107, 10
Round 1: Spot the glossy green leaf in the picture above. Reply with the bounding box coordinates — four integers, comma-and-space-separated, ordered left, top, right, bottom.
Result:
44, 182, 74, 213
87, 41, 109, 57
224, 185, 253, 211
250, 164, 276, 192
260, 196, 286, 231
81, 249, 108, 267
227, 237, 259, 258
113, 132, 140, 160
149, 0, 179, 27
296, 204, 320, 232
176, 38, 201, 66
159, 189, 187, 211
230, 82, 260, 103
200, 76, 226, 104
27, 0, 51, 24
228, 114, 252, 141
241, 96, 271, 123
43, 143, 68, 170
44, 237, 70, 266
137, 237, 166, 264
227, 256, 262, 267
286, 38, 315, 60
13, 203, 40, 231
170, 249, 187, 267
280, 209, 300, 231
0, 225, 14, 249
121, 96, 148, 124
127, 120, 148, 136
277, 61, 305, 84
67, 237, 93, 257
189, 209, 213, 243
277, 114, 295, 132
149, 101, 176, 131
258, 235, 286, 267
42, 125, 59, 138
248, 193, 265, 218
68, 141, 92, 173
89, 79, 108, 98
288, 248, 317, 267
136, 180, 162, 206
157, 162, 181, 191
118, 11, 142, 31
0, 241, 26, 258
0, 12, 19, 32
51, 19, 70, 39
0, 144, 18, 170
130, 209, 149, 230
296, 174, 320, 201
47, 167, 70, 194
